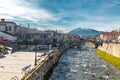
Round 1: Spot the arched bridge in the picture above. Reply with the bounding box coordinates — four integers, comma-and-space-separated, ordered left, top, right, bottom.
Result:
69, 38, 103, 49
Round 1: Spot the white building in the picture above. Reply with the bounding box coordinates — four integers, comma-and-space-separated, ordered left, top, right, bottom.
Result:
0, 19, 17, 41
117, 35, 120, 43
0, 19, 17, 34
0, 31, 17, 41
118, 35, 120, 40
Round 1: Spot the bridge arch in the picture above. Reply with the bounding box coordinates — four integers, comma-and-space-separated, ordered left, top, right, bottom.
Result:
69, 39, 103, 49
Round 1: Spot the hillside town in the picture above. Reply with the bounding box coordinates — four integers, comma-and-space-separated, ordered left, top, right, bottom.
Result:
1, 0, 120, 79
0, 19, 81, 55
0, 19, 82, 80
0, 19, 120, 55
0, 19, 120, 80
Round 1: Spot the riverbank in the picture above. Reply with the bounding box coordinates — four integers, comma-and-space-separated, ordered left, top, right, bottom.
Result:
96, 49, 120, 69
96, 42, 120, 70
88, 42, 95, 47
21, 45, 70, 80
98, 42, 120, 58
49, 48, 120, 80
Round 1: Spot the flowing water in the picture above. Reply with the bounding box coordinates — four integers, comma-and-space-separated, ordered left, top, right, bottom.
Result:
49, 46, 120, 80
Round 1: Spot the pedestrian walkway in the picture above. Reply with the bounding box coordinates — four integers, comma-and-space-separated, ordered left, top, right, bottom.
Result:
0, 51, 45, 80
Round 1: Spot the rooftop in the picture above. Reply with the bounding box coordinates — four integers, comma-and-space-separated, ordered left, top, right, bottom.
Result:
102, 31, 120, 35
0, 19, 16, 25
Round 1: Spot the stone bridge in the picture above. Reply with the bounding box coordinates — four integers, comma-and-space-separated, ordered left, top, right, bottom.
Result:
20, 38, 103, 80
69, 38, 103, 49
86, 39, 103, 48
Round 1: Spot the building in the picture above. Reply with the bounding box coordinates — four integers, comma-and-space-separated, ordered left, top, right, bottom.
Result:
0, 19, 18, 42
117, 35, 120, 43
44, 30, 61, 44
0, 19, 17, 34
17, 29, 49, 44
99, 31, 120, 42
0, 31, 17, 41
0, 19, 33, 42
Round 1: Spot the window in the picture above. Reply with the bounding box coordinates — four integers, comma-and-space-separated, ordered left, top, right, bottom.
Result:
5, 26, 8, 31
9, 26, 12, 31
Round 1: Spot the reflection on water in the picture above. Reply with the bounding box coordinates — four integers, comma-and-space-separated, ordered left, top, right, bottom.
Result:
49, 47, 120, 80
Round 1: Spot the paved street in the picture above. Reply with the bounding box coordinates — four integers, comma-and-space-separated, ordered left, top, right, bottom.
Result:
0, 51, 45, 80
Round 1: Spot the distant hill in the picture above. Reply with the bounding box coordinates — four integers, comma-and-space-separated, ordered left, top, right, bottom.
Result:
68, 28, 102, 36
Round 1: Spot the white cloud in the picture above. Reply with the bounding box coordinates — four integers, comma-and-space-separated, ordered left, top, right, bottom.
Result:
48, 26, 68, 32
0, 0, 55, 22
35, 23, 71, 33
0, 15, 14, 19
96, 0, 119, 15
0, 0, 119, 33
76, 21, 120, 32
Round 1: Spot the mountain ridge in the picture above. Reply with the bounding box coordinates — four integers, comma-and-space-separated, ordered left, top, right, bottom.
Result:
68, 28, 102, 36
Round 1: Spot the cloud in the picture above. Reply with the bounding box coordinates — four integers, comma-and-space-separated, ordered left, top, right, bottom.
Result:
0, 15, 14, 19
0, 0, 56, 22
107, 0, 120, 5
75, 21, 120, 32
95, 0, 120, 16
34, 23, 71, 33
0, 0, 119, 33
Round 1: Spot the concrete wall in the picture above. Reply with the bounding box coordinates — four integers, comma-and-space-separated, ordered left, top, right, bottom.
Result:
98, 42, 120, 58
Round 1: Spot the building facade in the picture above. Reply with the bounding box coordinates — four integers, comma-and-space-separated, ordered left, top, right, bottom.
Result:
0, 19, 17, 34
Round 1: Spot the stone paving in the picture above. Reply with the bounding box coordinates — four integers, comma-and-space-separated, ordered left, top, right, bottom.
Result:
0, 51, 45, 80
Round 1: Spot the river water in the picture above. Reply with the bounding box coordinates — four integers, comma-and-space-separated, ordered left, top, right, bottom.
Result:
49, 46, 120, 80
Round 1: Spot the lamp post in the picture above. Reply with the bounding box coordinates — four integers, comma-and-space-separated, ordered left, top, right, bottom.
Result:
34, 37, 38, 66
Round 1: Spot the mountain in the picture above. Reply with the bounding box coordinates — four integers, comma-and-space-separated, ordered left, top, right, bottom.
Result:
68, 28, 102, 36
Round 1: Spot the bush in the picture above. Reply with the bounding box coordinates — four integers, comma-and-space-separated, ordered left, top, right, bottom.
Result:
0, 45, 9, 54
0, 45, 4, 51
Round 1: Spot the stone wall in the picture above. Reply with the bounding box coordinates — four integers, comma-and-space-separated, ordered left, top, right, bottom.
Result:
98, 42, 120, 58
21, 45, 69, 80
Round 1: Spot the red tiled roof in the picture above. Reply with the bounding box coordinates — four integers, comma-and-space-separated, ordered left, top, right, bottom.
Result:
102, 32, 120, 35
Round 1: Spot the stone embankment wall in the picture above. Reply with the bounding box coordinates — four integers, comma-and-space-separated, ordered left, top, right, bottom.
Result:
21, 45, 69, 80
98, 42, 120, 58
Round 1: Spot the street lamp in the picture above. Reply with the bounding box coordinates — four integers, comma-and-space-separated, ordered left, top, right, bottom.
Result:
34, 37, 38, 66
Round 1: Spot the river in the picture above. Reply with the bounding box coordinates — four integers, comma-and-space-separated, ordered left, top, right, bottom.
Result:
49, 46, 120, 80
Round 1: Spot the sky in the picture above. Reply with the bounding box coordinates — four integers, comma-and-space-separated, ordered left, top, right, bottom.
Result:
0, 0, 120, 33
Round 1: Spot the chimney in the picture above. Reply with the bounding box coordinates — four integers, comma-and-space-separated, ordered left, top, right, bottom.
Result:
28, 24, 30, 29
1, 18, 5, 22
